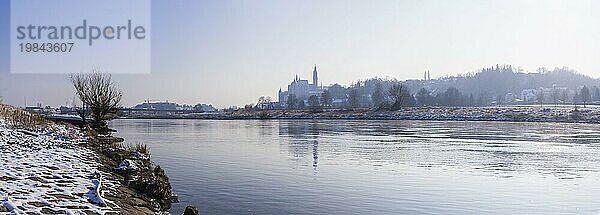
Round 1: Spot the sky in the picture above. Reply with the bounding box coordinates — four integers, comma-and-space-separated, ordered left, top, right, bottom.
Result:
9, 0, 151, 75
1, 0, 600, 108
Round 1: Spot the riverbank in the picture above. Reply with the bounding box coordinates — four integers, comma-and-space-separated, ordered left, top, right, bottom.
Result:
122, 106, 600, 123
0, 104, 175, 214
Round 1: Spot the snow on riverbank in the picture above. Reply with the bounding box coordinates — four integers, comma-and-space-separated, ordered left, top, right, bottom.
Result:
0, 119, 119, 214
152, 106, 600, 123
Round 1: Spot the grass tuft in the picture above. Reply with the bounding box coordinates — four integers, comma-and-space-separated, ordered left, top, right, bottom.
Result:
0, 104, 51, 130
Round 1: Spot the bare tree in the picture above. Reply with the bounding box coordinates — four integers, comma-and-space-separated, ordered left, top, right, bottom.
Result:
371, 83, 384, 108
308, 95, 321, 112
70, 71, 122, 134
551, 88, 560, 107
320, 90, 332, 108
537, 90, 544, 107
347, 89, 360, 110
287, 94, 298, 109
389, 84, 414, 110
256, 96, 272, 110
580, 85, 591, 108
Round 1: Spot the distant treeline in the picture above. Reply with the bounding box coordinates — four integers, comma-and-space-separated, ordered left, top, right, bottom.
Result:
248, 65, 600, 111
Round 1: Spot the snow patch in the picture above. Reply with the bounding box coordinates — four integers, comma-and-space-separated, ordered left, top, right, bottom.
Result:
0, 118, 118, 214
114, 159, 138, 171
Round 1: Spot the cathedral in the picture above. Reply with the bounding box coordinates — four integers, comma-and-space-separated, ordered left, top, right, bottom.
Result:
278, 65, 324, 106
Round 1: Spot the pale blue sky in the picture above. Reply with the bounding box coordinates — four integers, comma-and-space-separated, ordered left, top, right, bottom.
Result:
1, 0, 600, 107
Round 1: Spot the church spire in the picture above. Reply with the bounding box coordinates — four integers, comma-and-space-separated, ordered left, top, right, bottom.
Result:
312, 64, 318, 86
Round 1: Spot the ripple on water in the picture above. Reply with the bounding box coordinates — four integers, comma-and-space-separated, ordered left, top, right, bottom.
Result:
110, 119, 600, 214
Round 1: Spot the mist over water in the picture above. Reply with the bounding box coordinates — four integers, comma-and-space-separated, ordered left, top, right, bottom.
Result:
110, 119, 600, 214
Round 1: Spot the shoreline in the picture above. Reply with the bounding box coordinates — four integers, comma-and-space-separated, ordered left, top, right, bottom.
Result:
120, 106, 600, 124
0, 104, 177, 214
90, 140, 174, 214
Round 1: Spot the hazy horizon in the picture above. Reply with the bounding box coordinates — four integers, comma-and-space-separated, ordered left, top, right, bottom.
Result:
2, 0, 600, 108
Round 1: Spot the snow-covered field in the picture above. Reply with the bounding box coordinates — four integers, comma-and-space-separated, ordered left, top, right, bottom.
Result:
0, 119, 119, 214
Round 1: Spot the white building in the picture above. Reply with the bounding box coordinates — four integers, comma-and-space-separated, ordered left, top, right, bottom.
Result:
521, 89, 537, 102
278, 65, 324, 106
504, 92, 518, 104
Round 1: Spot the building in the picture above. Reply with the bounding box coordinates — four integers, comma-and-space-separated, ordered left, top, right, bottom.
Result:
194, 103, 217, 112
278, 65, 324, 107
520, 86, 571, 104
504, 92, 518, 104
133, 100, 216, 112
423, 70, 431, 81
521, 89, 537, 102
133, 101, 179, 110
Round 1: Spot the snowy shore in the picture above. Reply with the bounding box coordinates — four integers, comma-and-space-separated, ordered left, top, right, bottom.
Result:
0, 116, 119, 214
0, 104, 171, 214
124, 106, 600, 123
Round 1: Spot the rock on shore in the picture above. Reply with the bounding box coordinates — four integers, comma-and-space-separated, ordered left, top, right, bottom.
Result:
183, 205, 200, 215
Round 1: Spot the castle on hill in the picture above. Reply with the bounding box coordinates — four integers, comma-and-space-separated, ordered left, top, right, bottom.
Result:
278, 65, 324, 107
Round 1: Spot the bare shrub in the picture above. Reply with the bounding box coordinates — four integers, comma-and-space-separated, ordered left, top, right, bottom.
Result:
130, 165, 173, 209
70, 71, 122, 134
99, 141, 172, 210
128, 143, 149, 155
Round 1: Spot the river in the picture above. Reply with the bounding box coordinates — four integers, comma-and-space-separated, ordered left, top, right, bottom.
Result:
110, 119, 600, 214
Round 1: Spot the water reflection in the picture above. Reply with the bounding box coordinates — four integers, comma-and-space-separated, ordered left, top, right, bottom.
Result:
277, 121, 322, 170
276, 120, 600, 179
277, 120, 323, 137
110, 119, 600, 214
312, 140, 318, 170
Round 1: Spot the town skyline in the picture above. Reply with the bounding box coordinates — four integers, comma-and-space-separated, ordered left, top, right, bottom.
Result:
3, 0, 600, 107
5, 64, 600, 110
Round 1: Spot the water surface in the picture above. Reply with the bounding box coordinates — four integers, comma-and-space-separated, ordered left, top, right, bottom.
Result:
111, 119, 600, 214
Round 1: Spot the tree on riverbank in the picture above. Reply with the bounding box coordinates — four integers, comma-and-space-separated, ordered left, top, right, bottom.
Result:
594, 87, 600, 102
416, 88, 434, 106
372, 83, 385, 109
320, 90, 332, 108
347, 89, 360, 110
537, 90, 544, 107
286, 94, 298, 109
256, 96, 272, 110
437, 86, 466, 107
308, 95, 321, 112
388, 84, 415, 111
580, 86, 591, 108
70, 71, 122, 134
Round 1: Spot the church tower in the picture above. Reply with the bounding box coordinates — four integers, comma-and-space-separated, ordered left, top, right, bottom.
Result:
312, 64, 318, 86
